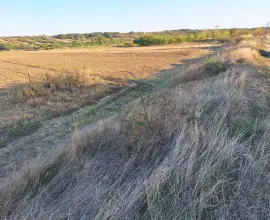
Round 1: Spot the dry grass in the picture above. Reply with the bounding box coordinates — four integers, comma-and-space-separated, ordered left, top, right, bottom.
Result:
1, 43, 270, 219
170, 44, 269, 90
227, 46, 269, 66
171, 57, 229, 85
0, 44, 211, 88
1, 39, 269, 219
234, 35, 270, 66
0, 44, 211, 134
167, 38, 270, 87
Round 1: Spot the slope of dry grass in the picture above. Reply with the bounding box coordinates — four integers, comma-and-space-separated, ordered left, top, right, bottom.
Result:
1, 40, 270, 219
234, 36, 270, 67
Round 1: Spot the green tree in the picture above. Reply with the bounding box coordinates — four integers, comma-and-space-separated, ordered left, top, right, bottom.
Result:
230, 29, 237, 39
195, 31, 208, 40
0, 43, 12, 51
103, 32, 113, 38
187, 33, 195, 42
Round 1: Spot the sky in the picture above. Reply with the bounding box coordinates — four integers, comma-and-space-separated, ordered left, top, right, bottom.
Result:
0, 0, 269, 36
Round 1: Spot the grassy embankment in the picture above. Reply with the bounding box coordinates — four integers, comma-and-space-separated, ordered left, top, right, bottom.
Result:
0, 37, 269, 219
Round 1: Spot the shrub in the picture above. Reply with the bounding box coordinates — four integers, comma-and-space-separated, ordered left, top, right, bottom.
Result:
204, 58, 229, 76
134, 35, 172, 46
187, 33, 195, 42
41, 43, 49, 50
228, 47, 264, 65
16, 72, 89, 103
213, 30, 230, 40
43, 73, 84, 91
195, 31, 209, 40
0, 43, 12, 51
230, 29, 238, 39
252, 28, 267, 37
123, 42, 136, 47
175, 35, 188, 43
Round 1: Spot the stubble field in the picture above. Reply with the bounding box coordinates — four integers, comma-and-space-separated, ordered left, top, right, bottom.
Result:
0, 44, 213, 146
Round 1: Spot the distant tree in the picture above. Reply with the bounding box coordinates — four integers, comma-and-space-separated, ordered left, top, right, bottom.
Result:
41, 43, 49, 50
134, 35, 173, 46
103, 32, 113, 38
74, 34, 84, 39
236, 28, 251, 36
123, 42, 136, 47
96, 36, 108, 44
252, 28, 267, 37
18, 43, 26, 50
213, 26, 220, 39
92, 32, 102, 37
187, 33, 195, 42
230, 29, 238, 39
0, 43, 12, 51
175, 35, 187, 43
84, 33, 93, 38
195, 31, 208, 40
266, 22, 270, 33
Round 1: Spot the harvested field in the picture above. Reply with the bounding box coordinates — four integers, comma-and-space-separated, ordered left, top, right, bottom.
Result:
0, 44, 213, 87
0, 44, 215, 146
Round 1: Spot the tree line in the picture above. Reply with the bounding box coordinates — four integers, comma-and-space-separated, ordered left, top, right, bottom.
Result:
0, 28, 268, 51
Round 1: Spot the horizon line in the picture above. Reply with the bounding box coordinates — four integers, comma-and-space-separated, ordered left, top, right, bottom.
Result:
1, 26, 268, 38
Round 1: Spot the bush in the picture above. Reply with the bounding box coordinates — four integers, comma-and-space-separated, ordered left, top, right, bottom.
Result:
123, 42, 136, 47
195, 31, 209, 40
213, 30, 230, 40
43, 73, 84, 91
187, 33, 195, 42
204, 58, 229, 76
175, 35, 188, 43
134, 35, 172, 46
230, 29, 238, 39
252, 28, 267, 37
0, 43, 12, 51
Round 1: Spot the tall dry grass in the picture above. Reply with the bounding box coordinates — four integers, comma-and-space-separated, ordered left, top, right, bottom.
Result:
1, 46, 270, 219
228, 47, 267, 65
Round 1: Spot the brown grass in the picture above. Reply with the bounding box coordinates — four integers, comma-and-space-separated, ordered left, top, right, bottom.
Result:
0, 44, 211, 88
0, 44, 212, 134
227, 46, 269, 66
2, 40, 269, 219
1, 57, 270, 219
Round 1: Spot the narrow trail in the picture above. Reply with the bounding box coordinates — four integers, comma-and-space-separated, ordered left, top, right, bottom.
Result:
0, 82, 137, 185
0, 46, 220, 185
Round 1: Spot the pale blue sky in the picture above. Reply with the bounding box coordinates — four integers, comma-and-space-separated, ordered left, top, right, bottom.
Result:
0, 0, 269, 36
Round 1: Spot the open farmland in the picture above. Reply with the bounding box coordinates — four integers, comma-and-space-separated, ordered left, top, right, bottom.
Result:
0, 44, 213, 87
0, 33, 270, 219
1, 0, 270, 217
0, 43, 214, 147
